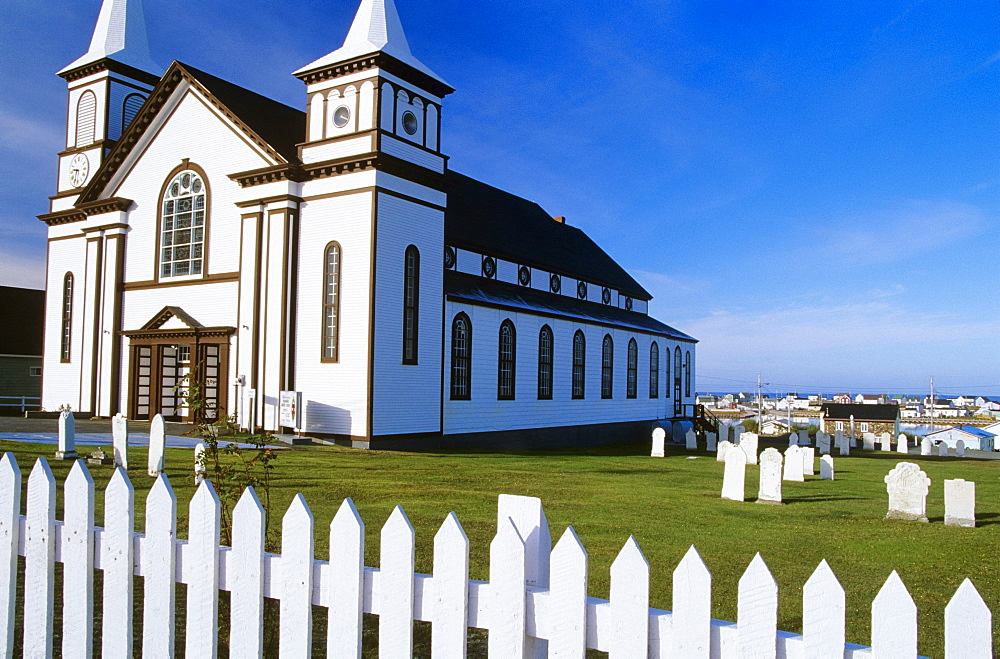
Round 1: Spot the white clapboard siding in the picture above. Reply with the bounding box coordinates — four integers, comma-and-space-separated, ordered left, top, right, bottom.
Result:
0, 452, 994, 657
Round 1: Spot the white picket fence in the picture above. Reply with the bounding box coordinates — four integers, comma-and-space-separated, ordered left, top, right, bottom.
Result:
0, 453, 993, 658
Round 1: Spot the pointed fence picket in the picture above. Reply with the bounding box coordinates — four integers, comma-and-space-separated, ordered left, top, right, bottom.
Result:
0, 451, 994, 657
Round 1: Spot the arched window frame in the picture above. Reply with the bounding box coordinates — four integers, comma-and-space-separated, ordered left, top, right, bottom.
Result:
122, 93, 146, 134
626, 338, 638, 399
322, 242, 342, 362
601, 334, 614, 399
649, 342, 659, 399
571, 330, 586, 399
537, 325, 553, 400
402, 245, 419, 364
664, 346, 670, 399
685, 350, 692, 397
60, 273, 74, 363
497, 320, 516, 400
158, 164, 209, 280
450, 313, 472, 400
76, 90, 97, 147
674, 346, 682, 400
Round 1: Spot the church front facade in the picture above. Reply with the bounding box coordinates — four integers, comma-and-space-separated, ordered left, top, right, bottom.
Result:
39, 0, 697, 448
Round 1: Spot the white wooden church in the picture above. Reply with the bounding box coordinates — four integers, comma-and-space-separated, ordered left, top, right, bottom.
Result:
39, 0, 698, 448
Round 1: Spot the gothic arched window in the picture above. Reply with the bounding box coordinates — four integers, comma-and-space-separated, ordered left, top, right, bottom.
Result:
674, 346, 682, 400
76, 91, 97, 146
601, 334, 614, 399
497, 320, 516, 400
649, 342, 659, 398
537, 325, 553, 400
450, 313, 472, 400
402, 245, 419, 364
685, 350, 692, 397
60, 273, 74, 363
160, 169, 207, 278
122, 93, 146, 133
572, 330, 586, 399
626, 338, 638, 399
322, 242, 342, 362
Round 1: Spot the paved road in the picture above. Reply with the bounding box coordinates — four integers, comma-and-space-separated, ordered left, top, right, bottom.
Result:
0, 416, 266, 449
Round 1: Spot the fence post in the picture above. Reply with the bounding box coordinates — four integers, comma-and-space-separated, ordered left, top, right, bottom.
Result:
944, 578, 992, 658
101, 467, 134, 658
871, 570, 917, 658
803, 559, 845, 655
0, 453, 21, 658
62, 460, 95, 658
737, 553, 778, 658
490, 516, 527, 657
498, 493, 551, 657
432, 512, 469, 658
280, 493, 314, 657
672, 545, 711, 657
230, 487, 265, 658
185, 480, 221, 658
328, 498, 364, 658
142, 474, 177, 658
609, 536, 649, 658
548, 526, 588, 657
380, 506, 415, 657
24, 458, 56, 658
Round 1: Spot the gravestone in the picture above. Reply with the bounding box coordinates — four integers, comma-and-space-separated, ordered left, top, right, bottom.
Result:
783, 445, 804, 482
194, 442, 207, 485
920, 436, 932, 455
820, 454, 834, 480
721, 447, 747, 502
896, 434, 908, 454
756, 448, 783, 504
651, 427, 666, 457
817, 432, 831, 455
944, 479, 975, 527
834, 429, 844, 449
706, 431, 717, 452
112, 413, 128, 469
862, 433, 875, 451
849, 416, 856, 445
798, 429, 811, 446
87, 449, 113, 465
716, 423, 727, 444
838, 438, 850, 456
955, 439, 966, 458
938, 443, 949, 457
148, 413, 166, 477
56, 410, 78, 460
788, 433, 798, 447
801, 446, 815, 475
740, 432, 759, 465
686, 429, 698, 450
879, 433, 891, 452
732, 425, 744, 445
716, 440, 731, 462
884, 462, 931, 522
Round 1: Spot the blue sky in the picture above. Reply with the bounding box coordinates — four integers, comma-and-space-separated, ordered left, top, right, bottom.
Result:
2, 0, 998, 396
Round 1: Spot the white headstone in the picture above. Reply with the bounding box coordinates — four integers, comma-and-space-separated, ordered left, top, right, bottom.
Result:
717, 440, 731, 462
756, 448, 783, 504
685, 429, 698, 451
783, 445, 804, 482
879, 433, 891, 452
651, 427, 665, 457
896, 434, 908, 454
56, 410, 77, 459
817, 432, 831, 455
798, 429, 811, 446
884, 462, 931, 522
706, 431, 717, 452
112, 413, 128, 469
801, 446, 815, 475
721, 447, 747, 502
938, 443, 949, 457
148, 413, 166, 477
740, 432, 759, 465
820, 455, 834, 480
863, 433, 876, 451
194, 442, 207, 485
849, 415, 856, 443
955, 439, 966, 458
944, 479, 975, 527
920, 436, 933, 455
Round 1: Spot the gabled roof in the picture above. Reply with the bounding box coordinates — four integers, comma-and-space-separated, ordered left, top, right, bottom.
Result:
140, 306, 204, 331
926, 425, 996, 439
0, 287, 44, 356
819, 403, 900, 422
445, 171, 652, 300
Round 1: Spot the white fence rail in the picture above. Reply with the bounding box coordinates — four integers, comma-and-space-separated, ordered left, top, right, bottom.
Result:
0, 397, 39, 415
0, 453, 993, 657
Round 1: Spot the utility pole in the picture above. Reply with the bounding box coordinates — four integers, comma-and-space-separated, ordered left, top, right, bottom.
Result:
757, 373, 763, 433
930, 375, 935, 430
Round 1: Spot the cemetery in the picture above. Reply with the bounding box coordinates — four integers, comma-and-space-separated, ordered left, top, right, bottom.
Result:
0, 421, 996, 656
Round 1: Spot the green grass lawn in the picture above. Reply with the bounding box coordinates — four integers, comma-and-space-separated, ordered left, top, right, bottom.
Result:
2, 438, 997, 657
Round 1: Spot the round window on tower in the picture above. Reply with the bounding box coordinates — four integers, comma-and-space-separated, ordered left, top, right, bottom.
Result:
602, 287, 611, 304
402, 111, 418, 135
577, 281, 587, 300
482, 256, 496, 279
550, 274, 561, 294
333, 106, 351, 128
444, 246, 456, 269
518, 266, 531, 286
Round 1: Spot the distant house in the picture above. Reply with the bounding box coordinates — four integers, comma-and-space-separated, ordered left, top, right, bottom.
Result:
855, 394, 889, 405
983, 421, 1000, 438
819, 403, 900, 437
925, 425, 996, 452
974, 396, 992, 408
951, 396, 980, 408
924, 398, 967, 418
0, 286, 45, 411
761, 419, 790, 436
833, 393, 852, 404
977, 401, 1000, 418
696, 394, 718, 407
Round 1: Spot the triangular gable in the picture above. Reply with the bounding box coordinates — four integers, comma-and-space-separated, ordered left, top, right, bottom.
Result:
140, 306, 204, 331
76, 61, 305, 206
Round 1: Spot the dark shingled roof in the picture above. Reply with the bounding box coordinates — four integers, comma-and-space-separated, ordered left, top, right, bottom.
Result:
180, 63, 305, 164
820, 403, 900, 422
444, 171, 652, 300
446, 272, 694, 341
0, 287, 44, 356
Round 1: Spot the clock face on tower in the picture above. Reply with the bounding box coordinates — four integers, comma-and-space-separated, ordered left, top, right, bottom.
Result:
68, 153, 90, 188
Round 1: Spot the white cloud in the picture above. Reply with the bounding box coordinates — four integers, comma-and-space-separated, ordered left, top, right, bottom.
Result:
0, 106, 63, 163
0, 246, 46, 289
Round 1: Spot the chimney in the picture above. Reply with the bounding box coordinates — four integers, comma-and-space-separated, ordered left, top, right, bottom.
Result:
553, 215, 566, 224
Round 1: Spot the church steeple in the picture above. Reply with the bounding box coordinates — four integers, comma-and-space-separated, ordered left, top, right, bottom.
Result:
59, 0, 162, 77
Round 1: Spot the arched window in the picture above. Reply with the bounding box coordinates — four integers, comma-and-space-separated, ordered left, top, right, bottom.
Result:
571, 330, 586, 399
76, 91, 97, 146
451, 313, 472, 399
674, 346, 682, 400
626, 338, 638, 399
649, 342, 659, 398
498, 320, 516, 400
402, 245, 419, 364
664, 346, 670, 399
322, 242, 342, 362
122, 93, 146, 133
601, 334, 614, 399
160, 169, 207, 278
537, 325, 553, 400
685, 350, 692, 397
60, 273, 74, 363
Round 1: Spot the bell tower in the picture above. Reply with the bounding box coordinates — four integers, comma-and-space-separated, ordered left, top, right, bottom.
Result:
52, 0, 162, 205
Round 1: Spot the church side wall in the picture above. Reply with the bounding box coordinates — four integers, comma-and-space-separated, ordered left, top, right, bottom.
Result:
41, 238, 87, 412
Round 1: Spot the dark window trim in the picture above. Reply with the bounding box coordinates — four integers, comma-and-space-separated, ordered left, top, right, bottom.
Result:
537, 324, 553, 400
497, 319, 516, 400
572, 329, 585, 399
684, 350, 692, 397
450, 312, 472, 400
664, 346, 670, 399
601, 334, 614, 399
626, 337, 638, 399
60, 272, 74, 363
649, 341, 659, 399
402, 245, 419, 364
321, 241, 342, 363
156, 161, 211, 282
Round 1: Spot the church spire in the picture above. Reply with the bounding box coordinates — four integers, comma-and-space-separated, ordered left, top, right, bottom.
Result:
295, 0, 447, 86
59, 0, 161, 77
